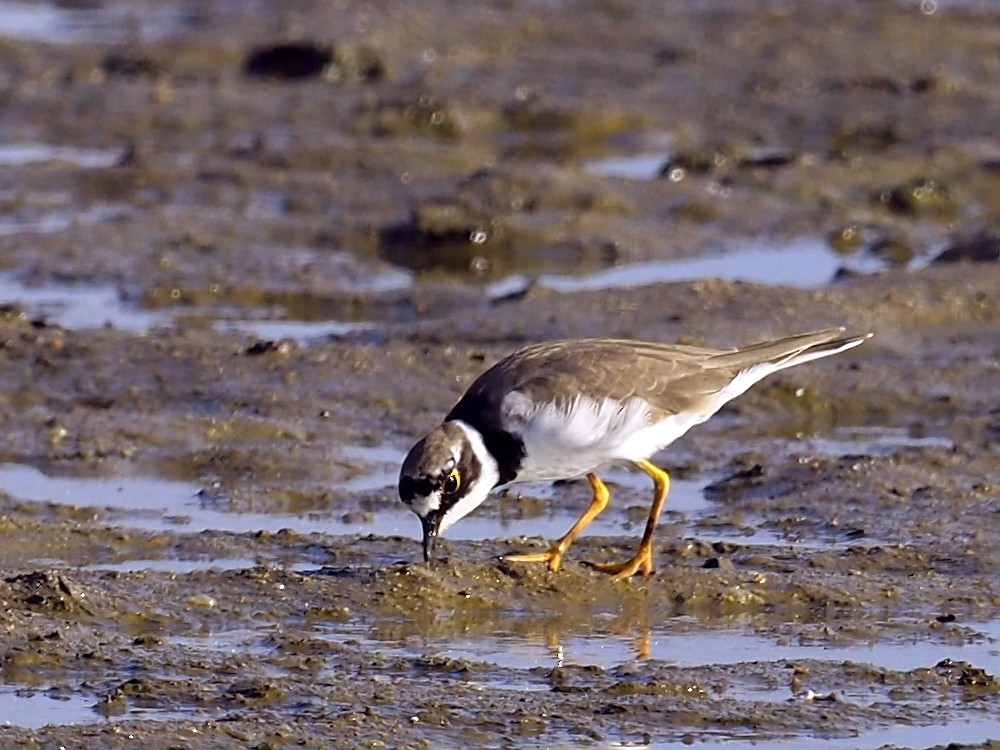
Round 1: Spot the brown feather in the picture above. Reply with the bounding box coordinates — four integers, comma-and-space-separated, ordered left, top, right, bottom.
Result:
453, 328, 861, 425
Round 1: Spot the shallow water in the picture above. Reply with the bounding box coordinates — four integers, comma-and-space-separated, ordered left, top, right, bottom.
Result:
0, 690, 101, 729
170, 629, 276, 659
0, 143, 125, 169
0, 0, 184, 44
3, 0, 1000, 745
0, 271, 163, 331
0, 688, 201, 729
487, 238, 905, 296
0, 459, 706, 544
78, 557, 261, 574
149, 609, 1000, 743
0, 392, 980, 742
582, 152, 672, 180
377, 618, 1000, 674
636, 718, 1000, 750
0, 235, 921, 338
0, 423, 939, 566
803, 426, 954, 457
0, 204, 134, 239
213, 318, 371, 344
604, 718, 998, 750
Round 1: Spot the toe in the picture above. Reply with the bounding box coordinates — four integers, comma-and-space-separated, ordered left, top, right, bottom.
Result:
587, 549, 654, 580
502, 548, 563, 572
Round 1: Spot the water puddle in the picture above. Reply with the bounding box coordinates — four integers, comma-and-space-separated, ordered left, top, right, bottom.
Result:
0, 211, 927, 337
0, 461, 360, 536
0, 236, 911, 336
0, 459, 613, 544
0, 454, 861, 557
0, 457, 712, 539
323, 617, 1000, 675
685, 426, 955, 548
0, 204, 134, 238
582, 148, 798, 182
0, 0, 186, 44
0, 463, 203, 512
0, 142, 125, 169
596, 468, 710, 514
309, 613, 1000, 723
583, 152, 670, 180
170, 628, 275, 658
802, 426, 953, 457
637, 717, 1000, 750
78, 556, 260, 574
203, 278, 408, 343
158, 613, 1000, 745
487, 238, 905, 295
0, 421, 956, 565
0, 274, 385, 337
0, 686, 198, 729
355, 472, 714, 547
0, 270, 161, 331
0, 690, 103, 729
214, 318, 371, 345
689, 522, 857, 550
338, 442, 405, 468
0, 255, 406, 338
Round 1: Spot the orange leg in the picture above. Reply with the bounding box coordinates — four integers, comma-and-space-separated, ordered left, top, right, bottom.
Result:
503, 472, 610, 572
589, 459, 670, 581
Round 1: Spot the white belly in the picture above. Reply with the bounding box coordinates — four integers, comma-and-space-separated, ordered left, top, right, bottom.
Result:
505, 392, 712, 482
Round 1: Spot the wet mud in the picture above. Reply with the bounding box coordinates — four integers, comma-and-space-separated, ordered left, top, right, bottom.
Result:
1, 0, 1000, 747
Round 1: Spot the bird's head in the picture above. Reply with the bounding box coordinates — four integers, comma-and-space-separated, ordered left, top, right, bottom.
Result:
398, 420, 498, 562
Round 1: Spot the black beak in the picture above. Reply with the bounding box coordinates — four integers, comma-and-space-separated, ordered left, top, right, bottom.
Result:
420, 514, 440, 563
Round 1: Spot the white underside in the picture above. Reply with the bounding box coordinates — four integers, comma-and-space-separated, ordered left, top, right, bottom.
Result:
502, 357, 815, 482
507, 392, 704, 481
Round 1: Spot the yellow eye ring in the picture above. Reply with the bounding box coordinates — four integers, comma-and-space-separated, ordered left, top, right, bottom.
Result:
443, 469, 461, 494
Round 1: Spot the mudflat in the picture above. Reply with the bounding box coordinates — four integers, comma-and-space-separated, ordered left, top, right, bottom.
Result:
0, 1, 998, 747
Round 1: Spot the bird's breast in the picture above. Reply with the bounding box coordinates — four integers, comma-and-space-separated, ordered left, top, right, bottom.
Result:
504, 393, 658, 482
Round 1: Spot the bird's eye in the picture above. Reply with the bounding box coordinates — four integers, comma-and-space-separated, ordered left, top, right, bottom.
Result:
443, 469, 461, 494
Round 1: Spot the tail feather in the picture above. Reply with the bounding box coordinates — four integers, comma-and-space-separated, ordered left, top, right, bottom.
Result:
705, 328, 872, 405
767, 331, 872, 374
707, 327, 871, 371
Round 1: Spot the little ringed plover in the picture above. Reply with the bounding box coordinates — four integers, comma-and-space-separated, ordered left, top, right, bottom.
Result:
398, 327, 871, 580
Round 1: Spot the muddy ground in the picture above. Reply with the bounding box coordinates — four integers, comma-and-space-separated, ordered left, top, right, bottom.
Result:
1, 0, 1000, 747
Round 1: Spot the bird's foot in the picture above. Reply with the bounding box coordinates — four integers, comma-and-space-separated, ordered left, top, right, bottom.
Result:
586, 546, 654, 581
501, 548, 564, 572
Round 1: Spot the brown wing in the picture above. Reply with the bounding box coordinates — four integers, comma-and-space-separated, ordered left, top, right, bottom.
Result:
450, 339, 732, 429
451, 328, 856, 425
486, 339, 737, 421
